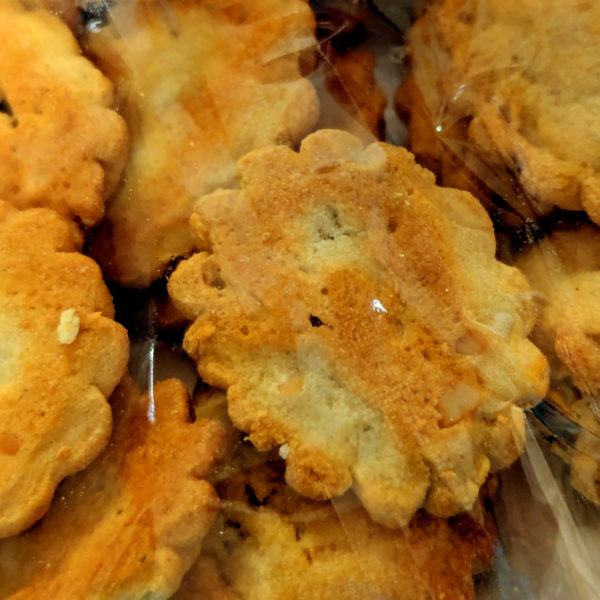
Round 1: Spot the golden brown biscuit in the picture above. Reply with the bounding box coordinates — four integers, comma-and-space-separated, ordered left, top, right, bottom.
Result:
86, 0, 318, 287
169, 129, 548, 527
0, 377, 225, 599
0, 202, 129, 538
0, 0, 126, 226
405, 0, 600, 221
176, 392, 497, 600
515, 225, 600, 395
179, 478, 496, 600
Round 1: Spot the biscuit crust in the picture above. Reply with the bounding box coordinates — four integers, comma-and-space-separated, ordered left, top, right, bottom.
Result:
169, 129, 548, 527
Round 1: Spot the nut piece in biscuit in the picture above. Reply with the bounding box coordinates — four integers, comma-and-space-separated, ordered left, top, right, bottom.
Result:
0, 202, 129, 538
169, 129, 548, 527
404, 0, 600, 222
85, 0, 319, 286
0, 377, 225, 599
0, 0, 127, 226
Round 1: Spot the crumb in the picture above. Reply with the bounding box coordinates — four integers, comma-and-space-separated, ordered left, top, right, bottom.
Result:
57, 308, 80, 345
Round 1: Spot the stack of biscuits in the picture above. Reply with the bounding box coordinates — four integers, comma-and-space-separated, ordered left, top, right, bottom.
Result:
5, 0, 593, 597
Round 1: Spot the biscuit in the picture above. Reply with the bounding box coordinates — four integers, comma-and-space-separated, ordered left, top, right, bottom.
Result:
404, 0, 600, 221
515, 225, 600, 395
169, 129, 548, 527
176, 392, 497, 600
179, 472, 496, 600
517, 227, 600, 505
0, 0, 126, 226
0, 202, 129, 537
85, 0, 319, 286
0, 377, 225, 599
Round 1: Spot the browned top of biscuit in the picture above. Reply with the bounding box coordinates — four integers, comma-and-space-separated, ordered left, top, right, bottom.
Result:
0, 202, 129, 537
0, 0, 126, 226
407, 0, 600, 221
85, 0, 318, 286
0, 377, 225, 599
169, 129, 548, 527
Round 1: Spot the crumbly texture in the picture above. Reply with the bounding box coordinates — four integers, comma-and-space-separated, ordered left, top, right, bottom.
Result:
0, 0, 126, 226
405, 0, 600, 221
0, 202, 129, 538
515, 225, 600, 395
86, 0, 319, 287
175, 460, 497, 600
0, 377, 226, 599
169, 129, 548, 527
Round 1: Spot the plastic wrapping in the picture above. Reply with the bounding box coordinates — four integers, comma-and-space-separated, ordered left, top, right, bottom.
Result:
1, 0, 598, 598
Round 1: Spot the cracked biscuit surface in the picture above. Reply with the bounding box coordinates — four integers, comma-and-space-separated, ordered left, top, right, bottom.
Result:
405, 0, 600, 220
0, 0, 126, 226
0, 377, 225, 600
86, 0, 318, 286
0, 202, 129, 538
169, 129, 548, 527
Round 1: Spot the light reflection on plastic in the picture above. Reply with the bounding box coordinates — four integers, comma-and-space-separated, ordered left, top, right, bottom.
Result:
371, 299, 387, 313
87, 20, 104, 33
147, 340, 156, 423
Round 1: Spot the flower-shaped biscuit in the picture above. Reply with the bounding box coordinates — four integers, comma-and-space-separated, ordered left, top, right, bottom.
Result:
0, 202, 128, 537
169, 130, 548, 527
0, 0, 126, 225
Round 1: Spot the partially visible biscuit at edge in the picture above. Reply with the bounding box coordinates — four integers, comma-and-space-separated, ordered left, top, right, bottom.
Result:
0, 202, 129, 538
0, 0, 127, 226
168, 129, 548, 528
402, 0, 600, 222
